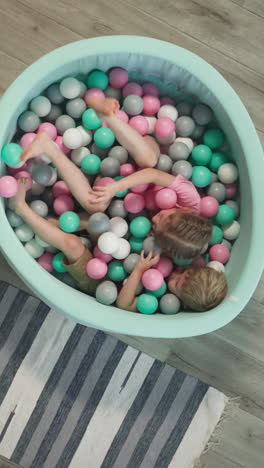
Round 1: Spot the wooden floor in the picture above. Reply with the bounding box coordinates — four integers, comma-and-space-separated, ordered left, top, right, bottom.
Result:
0, 1, 264, 466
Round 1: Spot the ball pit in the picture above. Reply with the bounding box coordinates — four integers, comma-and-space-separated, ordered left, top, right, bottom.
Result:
0, 36, 264, 338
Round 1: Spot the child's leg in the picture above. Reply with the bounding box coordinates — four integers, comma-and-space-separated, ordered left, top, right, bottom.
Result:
87, 97, 160, 168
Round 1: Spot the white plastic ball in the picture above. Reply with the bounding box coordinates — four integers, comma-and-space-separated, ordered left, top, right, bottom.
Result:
30, 96, 51, 117
15, 223, 34, 242
218, 163, 238, 184
145, 116, 157, 134
78, 81, 87, 97
98, 232, 120, 254
207, 261, 225, 273
109, 217, 128, 238
45, 168, 57, 187
39, 153, 52, 164
25, 239, 44, 258
71, 147, 90, 166
77, 126, 93, 146
201, 242, 209, 255
80, 236, 92, 249
30, 200, 49, 217
175, 137, 194, 152
112, 238, 131, 259
35, 235, 50, 248
158, 105, 178, 121
59, 77, 81, 99
63, 128, 83, 150
223, 220, 240, 240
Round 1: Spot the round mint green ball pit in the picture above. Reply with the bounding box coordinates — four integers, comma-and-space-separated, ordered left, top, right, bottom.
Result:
0, 36, 263, 338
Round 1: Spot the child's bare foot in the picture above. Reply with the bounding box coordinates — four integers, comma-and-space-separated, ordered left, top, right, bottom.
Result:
20, 131, 57, 163
9, 178, 28, 215
86, 96, 120, 116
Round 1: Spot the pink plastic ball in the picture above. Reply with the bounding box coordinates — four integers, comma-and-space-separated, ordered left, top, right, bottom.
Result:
131, 183, 149, 193
192, 256, 206, 267
160, 97, 174, 106
145, 116, 157, 134
144, 189, 158, 210
142, 269, 164, 290
53, 180, 71, 198
225, 183, 238, 198
155, 117, 175, 138
155, 256, 173, 277
85, 88, 105, 101
93, 246, 113, 263
129, 116, 149, 136
101, 122, 108, 128
143, 96, 161, 116
0, 176, 18, 197
200, 196, 219, 217
20, 132, 36, 149
142, 83, 159, 97
209, 244, 230, 264
53, 195, 75, 215
86, 258, 107, 280
15, 171, 33, 190
124, 193, 145, 213
94, 177, 115, 187
155, 188, 177, 209
55, 136, 71, 155
120, 164, 136, 177
38, 122, 57, 141
7, 162, 27, 174
109, 68, 129, 88
38, 252, 54, 272
123, 82, 143, 98
115, 109, 129, 123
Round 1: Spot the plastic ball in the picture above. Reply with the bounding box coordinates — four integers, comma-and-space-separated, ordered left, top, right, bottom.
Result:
129, 236, 144, 253
223, 220, 240, 240
30, 96, 51, 117
145, 116, 157, 134
120, 163, 136, 177
84, 88, 105, 101
207, 261, 225, 273
176, 101, 193, 116
53, 195, 74, 215
109, 67, 128, 88
131, 182, 149, 194
155, 117, 175, 138
156, 154, 173, 172
114, 177, 129, 198
63, 128, 83, 150
87, 70, 108, 90
160, 97, 174, 106
130, 216, 151, 238
52, 252, 67, 273
0, 176, 18, 197
192, 103, 213, 125
226, 200, 239, 218
46, 83, 64, 104
222, 239, 232, 250
108, 260, 126, 281
35, 235, 50, 248
91, 143, 109, 158
175, 137, 194, 152
176, 116, 195, 137
109, 146, 128, 164
24, 239, 44, 259
100, 157, 120, 177
209, 152, 229, 172
45, 168, 57, 187
155, 256, 174, 277
200, 196, 219, 217
112, 238, 131, 259
38, 253, 54, 272
109, 217, 128, 237
123, 82, 143, 98
155, 188, 177, 209
143, 236, 162, 256
55, 136, 71, 155
81, 154, 101, 175
160, 294, 180, 314
158, 104, 178, 121
82, 108, 102, 130
52, 181, 71, 198
142, 269, 163, 291
207, 182, 226, 202
209, 225, 223, 246
146, 281, 167, 297
55, 115, 76, 135
123, 95, 144, 116
225, 183, 238, 199
129, 116, 149, 135
143, 189, 157, 210
191, 125, 205, 139
123, 253, 140, 273
172, 160, 192, 179
192, 145, 212, 165
93, 246, 112, 264
32, 165, 53, 185
192, 256, 206, 267
59, 211, 80, 233
15, 223, 34, 242
79, 81, 87, 97
59, 77, 81, 99
1, 142, 23, 167
142, 83, 159, 96
115, 109, 129, 123
66, 98, 86, 119
94, 127, 115, 148
88, 213, 110, 234
124, 193, 145, 213
215, 204, 235, 225
94, 177, 114, 187
41, 188, 54, 208
218, 163, 238, 184
137, 293, 158, 314
173, 258, 193, 266
209, 244, 230, 264
86, 258, 107, 280
18, 111, 40, 132
29, 199, 48, 217
98, 231, 120, 254
20, 133, 36, 149
77, 126, 93, 146
168, 142, 189, 161
70, 147, 90, 166
46, 104, 63, 123
142, 95, 160, 116
108, 199, 127, 218
203, 128, 225, 149
38, 123, 57, 141
192, 166, 212, 188
6, 209, 23, 228
96, 280, 117, 305
7, 161, 26, 173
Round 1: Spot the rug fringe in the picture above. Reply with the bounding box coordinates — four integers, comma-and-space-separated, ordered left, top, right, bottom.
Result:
193, 396, 240, 468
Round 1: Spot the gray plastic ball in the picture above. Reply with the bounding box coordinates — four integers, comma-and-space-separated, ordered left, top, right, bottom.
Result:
80, 236, 92, 250
172, 160, 193, 179
100, 157, 120, 177
160, 294, 181, 314
29, 200, 49, 217
108, 200, 128, 218
192, 104, 213, 125
168, 141, 190, 160
32, 165, 53, 185
175, 116, 195, 137
41, 187, 54, 207
78, 81, 87, 97
109, 146, 128, 164
123, 253, 140, 273
191, 124, 205, 140
18, 111, 41, 132
207, 182, 226, 202
156, 154, 173, 172
143, 237, 162, 256
123, 95, 144, 116
91, 143, 109, 159
25, 239, 44, 258
30, 96, 51, 117
46, 83, 64, 104
105, 86, 122, 100
66, 98, 86, 119
55, 115, 76, 135
176, 101, 193, 116
226, 200, 239, 218
15, 223, 34, 242
46, 104, 63, 123
96, 280, 118, 305
222, 239, 232, 250
87, 213, 110, 234
211, 173, 218, 183
6, 209, 23, 228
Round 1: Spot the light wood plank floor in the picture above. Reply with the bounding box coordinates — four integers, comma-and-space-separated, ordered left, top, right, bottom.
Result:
0, 1, 264, 466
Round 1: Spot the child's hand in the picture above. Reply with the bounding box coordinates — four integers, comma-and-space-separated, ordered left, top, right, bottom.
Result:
90, 183, 117, 205
136, 250, 161, 273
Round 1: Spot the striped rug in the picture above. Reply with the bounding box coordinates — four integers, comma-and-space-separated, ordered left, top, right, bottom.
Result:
0, 281, 227, 468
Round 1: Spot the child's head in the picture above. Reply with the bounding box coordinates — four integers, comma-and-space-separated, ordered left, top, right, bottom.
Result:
152, 209, 212, 259
168, 266, 228, 311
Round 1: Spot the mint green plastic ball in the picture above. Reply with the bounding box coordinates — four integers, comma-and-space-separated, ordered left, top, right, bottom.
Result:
81, 154, 101, 175
209, 225, 223, 245
114, 176, 128, 198
146, 281, 167, 297
191, 144, 212, 165
173, 258, 193, 266
94, 127, 115, 148
203, 128, 225, 149
87, 70, 109, 90
209, 152, 229, 172
130, 216, 151, 238
129, 236, 144, 253
52, 252, 67, 273
137, 293, 158, 314
82, 108, 102, 129
192, 166, 212, 187
203, 253, 209, 264
215, 204, 235, 225
59, 211, 80, 233
108, 260, 126, 281
1, 143, 22, 166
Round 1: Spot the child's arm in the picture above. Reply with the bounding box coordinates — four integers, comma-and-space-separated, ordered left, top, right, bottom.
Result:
116, 250, 160, 312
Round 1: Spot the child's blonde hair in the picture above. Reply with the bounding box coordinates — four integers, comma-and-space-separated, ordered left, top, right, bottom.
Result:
178, 266, 228, 311
154, 212, 212, 259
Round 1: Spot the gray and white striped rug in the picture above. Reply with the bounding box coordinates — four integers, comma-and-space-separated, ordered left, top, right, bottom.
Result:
0, 281, 227, 468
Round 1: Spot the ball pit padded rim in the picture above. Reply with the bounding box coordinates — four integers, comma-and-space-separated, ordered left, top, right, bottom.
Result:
0, 35, 264, 338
